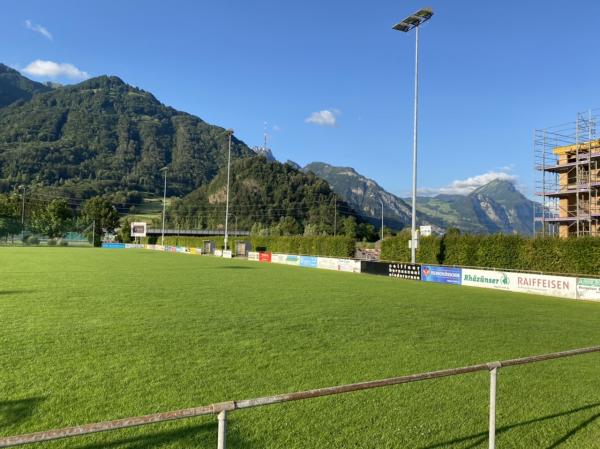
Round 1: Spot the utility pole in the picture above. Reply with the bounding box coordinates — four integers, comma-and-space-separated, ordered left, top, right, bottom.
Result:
334, 196, 337, 236
19, 185, 25, 243
380, 199, 384, 241
160, 166, 168, 246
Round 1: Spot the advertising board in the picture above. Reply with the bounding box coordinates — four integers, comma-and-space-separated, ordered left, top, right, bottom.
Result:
576, 278, 600, 301
463, 268, 577, 299
175, 246, 187, 253
124, 244, 145, 249
299, 256, 317, 268
222, 250, 233, 258
338, 259, 361, 273
101, 243, 125, 249
247, 251, 259, 261
130, 222, 147, 237
389, 263, 421, 280
360, 261, 390, 276
317, 257, 339, 271
258, 252, 272, 263
462, 269, 511, 291
422, 265, 462, 285
271, 254, 287, 264
285, 255, 301, 266
214, 249, 223, 257
509, 272, 577, 299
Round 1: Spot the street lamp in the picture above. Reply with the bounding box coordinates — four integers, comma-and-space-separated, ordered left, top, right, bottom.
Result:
224, 129, 234, 251
393, 7, 433, 263
160, 166, 168, 246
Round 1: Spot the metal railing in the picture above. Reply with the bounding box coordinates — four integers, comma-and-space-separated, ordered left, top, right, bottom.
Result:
0, 346, 598, 449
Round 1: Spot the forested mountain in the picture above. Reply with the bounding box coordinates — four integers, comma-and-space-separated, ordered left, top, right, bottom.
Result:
168, 157, 364, 236
0, 63, 52, 108
0, 70, 253, 196
305, 161, 535, 235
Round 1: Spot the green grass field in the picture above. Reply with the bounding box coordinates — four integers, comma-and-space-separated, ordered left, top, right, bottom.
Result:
1, 248, 599, 449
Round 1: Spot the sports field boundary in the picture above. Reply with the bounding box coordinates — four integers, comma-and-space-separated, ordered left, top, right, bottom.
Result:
102, 243, 600, 302
1, 346, 598, 449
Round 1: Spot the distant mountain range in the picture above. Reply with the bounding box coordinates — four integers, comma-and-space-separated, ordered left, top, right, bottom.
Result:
304, 162, 535, 235
0, 63, 535, 235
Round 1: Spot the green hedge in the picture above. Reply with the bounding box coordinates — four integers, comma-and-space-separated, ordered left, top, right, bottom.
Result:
143, 235, 355, 258
381, 234, 600, 276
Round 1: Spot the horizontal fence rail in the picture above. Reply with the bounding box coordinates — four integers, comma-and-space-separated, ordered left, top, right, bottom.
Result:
0, 346, 598, 449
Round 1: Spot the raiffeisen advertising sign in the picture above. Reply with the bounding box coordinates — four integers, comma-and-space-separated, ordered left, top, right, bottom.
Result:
463, 268, 577, 299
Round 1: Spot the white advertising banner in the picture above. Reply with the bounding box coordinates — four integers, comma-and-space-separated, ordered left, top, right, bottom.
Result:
462, 269, 511, 291
214, 249, 223, 257
463, 268, 577, 299
271, 254, 287, 264
338, 259, 361, 273
317, 257, 339, 271
576, 278, 600, 301
247, 251, 259, 261
222, 250, 233, 258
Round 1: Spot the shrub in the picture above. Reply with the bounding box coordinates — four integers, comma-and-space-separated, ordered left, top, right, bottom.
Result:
381, 233, 600, 276
57, 239, 68, 247
25, 236, 40, 245
47, 238, 57, 246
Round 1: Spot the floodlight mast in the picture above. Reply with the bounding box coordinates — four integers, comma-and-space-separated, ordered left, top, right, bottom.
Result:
224, 129, 234, 252
392, 7, 433, 264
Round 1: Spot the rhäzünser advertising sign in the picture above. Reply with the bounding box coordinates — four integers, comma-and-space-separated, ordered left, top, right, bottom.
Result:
576, 278, 600, 301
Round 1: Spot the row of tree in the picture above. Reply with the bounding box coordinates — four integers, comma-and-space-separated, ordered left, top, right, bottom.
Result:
0, 192, 120, 245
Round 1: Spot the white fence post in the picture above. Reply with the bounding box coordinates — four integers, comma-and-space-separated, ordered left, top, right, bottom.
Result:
217, 410, 227, 449
488, 362, 501, 449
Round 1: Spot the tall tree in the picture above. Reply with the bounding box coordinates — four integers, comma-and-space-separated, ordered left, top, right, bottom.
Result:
30, 199, 73, 238
80, 197, 120, 246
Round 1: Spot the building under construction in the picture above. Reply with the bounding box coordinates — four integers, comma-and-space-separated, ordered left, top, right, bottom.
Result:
534, 110, 600, 237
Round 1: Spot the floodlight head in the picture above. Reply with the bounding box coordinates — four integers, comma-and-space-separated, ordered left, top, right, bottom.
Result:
226, 128, 234, 135
160, 166, 168, 172
392, 7, 433, 32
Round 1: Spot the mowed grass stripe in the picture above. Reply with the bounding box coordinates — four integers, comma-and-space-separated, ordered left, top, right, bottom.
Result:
0, 247, 599, 448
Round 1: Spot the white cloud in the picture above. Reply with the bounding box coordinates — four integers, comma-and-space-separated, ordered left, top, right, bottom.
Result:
419, 170, 518, 196
24, 20, 52, 40
305, 109, 340, 127
21, 60, 89, 80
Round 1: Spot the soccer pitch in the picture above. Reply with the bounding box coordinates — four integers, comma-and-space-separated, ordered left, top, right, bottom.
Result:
1, 248, 599, 449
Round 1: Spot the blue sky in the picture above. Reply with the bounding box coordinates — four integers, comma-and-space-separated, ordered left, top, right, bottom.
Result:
2, 0, 599, 197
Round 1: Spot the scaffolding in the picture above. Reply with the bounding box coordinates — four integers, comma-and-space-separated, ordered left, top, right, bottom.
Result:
534, 109, 600, 237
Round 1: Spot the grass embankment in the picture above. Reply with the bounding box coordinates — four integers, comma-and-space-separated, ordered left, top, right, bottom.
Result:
1, 248, 599, 448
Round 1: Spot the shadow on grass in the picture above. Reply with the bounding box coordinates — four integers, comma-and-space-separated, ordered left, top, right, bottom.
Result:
417, 402, 600, 449
219, 266, 256, 269
0, 397, 45, 429
70, 421, 250, 449
0, 290, 35, 296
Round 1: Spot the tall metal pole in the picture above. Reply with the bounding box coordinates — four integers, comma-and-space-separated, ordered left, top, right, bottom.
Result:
380, 199, 384, 240
161, 167, 167, 246
224, 130, 233, 251
410, 25, 420, 263
19, 185, 25, 242
333, 196, 337, 236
